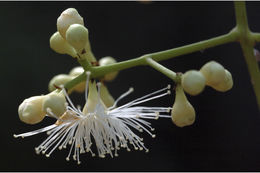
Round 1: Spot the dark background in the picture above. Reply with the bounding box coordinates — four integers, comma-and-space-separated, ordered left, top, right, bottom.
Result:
0, 1, 260, 171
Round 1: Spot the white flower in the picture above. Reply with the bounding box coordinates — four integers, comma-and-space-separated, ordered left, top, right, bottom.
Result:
14, 72, 171, 164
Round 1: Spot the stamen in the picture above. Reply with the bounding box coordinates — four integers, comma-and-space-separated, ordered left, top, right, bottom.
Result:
108, 87, 134, 111
114, 85, 170, 110
97, 82, 102, 103
46, 108, 59, 119
13, 124, 57, 138
61, 86, 81, 115
85, 71, 91, 101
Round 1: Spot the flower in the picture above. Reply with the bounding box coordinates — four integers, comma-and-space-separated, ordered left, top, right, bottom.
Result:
14, 72, 171, 164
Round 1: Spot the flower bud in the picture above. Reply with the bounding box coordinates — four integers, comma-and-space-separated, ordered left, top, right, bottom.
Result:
69, 66, 84, 76
181, 70, 205, 96
200, 61, 226, 87
66, 24, 89, 54
50, 32, 77, 58
99, 56, 119, 81
18, 96, 46, 124
48, 74, 73, 92
57, 8, 84, 39
171, 85, 196, 127
42, 92, 66, 117
211, 69, 233, 92
100, 83, 115, 107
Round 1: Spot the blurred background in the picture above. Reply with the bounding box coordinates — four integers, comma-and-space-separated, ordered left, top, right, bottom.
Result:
0, 1, 260, 171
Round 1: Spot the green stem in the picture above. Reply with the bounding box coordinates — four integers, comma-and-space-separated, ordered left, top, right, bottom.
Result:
64, 72, 86, 90
146, 57, 178, 82
65, 31, 237, 90
76, 45, 97, 71
77, 57, 92, 71
234, 1, 260, 109
91, 57, 146, 78
251, 32, 260, 42
149, 31, 238, 62
90, 31, 237, 78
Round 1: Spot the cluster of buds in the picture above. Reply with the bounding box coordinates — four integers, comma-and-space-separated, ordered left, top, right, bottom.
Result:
171, 61, 233, 127
49, 8, 94, 62
49, 8, 119, 107
19, 8, 121, 126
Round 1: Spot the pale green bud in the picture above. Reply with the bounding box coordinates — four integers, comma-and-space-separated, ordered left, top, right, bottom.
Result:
212, 69, 233, 92
99, 56, 119, 81
50, 32, 77, 58
100, 83, 115, 107
18, 96, 46, 124
171, 85, 196, 127
48, 74, 73, 92
42, 92, 66, 117
200, 61, 226, 87
181, 70, 206, 96
69, 66, 84, 76
66, 24, 89, 54
57, 8, 84, 39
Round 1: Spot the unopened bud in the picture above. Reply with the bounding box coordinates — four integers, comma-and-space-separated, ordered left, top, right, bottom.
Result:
69, 66, 84, 76
171, 85, 196, 127
200, 61, 226, 87
18, 96, 46, 124
212, 69, 233, 92
42, 92, 66, 117
48, 74, 73, 92
181, 70, 205, 96
50, 32, 77, 58
99, 56, 118, 81
57, 8, 84, 39
66, 24, 89, 54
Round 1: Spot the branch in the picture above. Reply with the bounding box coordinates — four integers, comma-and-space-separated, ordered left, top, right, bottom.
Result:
234, 1, 260, 109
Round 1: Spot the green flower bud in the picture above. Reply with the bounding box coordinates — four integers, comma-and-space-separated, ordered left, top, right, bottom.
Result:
181, 70, 206, 96
200, 61, 226, 87
99, 56, 119, 81
171, 85, 196, 127
66, 24, 89, 54
42, 92, 67, 117
57, 8, 84, 39
100, 83, 115, 107
212, 69, 233, 92
18, 96, 46, 124
69, 66, 84, 76
50, 32, 77, 58
48, 74, 73, 92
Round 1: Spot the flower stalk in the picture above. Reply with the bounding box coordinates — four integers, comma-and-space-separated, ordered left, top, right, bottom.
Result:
65, 31, 238, 91
234, 1, 260, 109
63, 2, 260, 109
